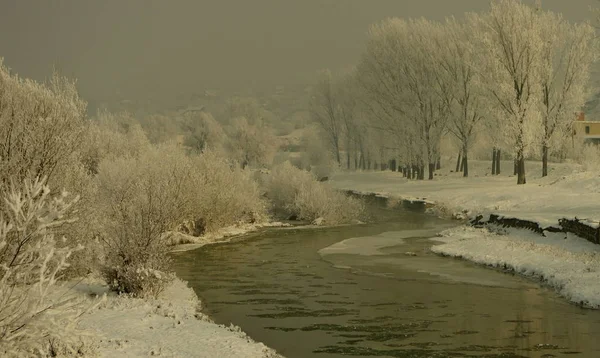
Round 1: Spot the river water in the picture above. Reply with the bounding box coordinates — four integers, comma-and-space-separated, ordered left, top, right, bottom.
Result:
172, 205, 600, 358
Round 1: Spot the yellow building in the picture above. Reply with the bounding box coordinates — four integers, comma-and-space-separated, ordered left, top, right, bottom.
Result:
573, 113, 600, 144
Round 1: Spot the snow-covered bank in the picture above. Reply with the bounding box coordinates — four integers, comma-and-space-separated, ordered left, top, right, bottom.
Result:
330, 160, 600, 229
75, 277, 283, 358
432, 226, 600, 308
169, 221, 291, 253
331, 160, 600, 308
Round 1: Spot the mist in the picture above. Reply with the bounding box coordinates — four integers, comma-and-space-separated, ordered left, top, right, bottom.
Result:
0, 0, 595, 111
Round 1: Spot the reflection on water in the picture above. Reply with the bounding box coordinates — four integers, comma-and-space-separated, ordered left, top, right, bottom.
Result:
172, 206, 600, 358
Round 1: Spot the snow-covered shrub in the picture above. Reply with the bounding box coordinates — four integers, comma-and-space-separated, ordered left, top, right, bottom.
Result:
95, 143, 266, 297
81, 110, 151, 175
0, 60, 87, 193
226, 116, 278, 168
95, 143, 193, 298
187, 150, 267, 233
298, 126, 338, 179
265, 162, 363, 224
0, 177, 95, 357
576, 143, 600, 171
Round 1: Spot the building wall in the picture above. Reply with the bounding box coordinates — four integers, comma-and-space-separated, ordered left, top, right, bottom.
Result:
573, 121, 600, 138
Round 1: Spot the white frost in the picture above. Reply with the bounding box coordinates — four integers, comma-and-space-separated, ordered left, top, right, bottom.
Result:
432, 226, 600, 308
75, 277, 282, 358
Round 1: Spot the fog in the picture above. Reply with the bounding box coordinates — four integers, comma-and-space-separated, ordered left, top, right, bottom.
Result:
0, 0, 595, 111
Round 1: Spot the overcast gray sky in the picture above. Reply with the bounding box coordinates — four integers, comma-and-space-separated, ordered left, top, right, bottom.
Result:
0, 0, 596, 109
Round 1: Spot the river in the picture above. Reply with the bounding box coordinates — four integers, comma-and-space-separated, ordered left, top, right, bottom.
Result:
172, 204, 600, 358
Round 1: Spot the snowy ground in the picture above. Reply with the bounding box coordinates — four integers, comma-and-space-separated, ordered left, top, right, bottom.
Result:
432, 226, 600, 308
330, 159, 600, 308
75, 277, 283, 358
330, 159, 600, 228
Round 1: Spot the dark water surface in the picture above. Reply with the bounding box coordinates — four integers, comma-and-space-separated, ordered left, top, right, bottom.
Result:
172, 206, 600, 358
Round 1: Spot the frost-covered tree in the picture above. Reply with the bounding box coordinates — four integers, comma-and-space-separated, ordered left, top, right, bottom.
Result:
538, 11, 596, 177
358, 18, 450, 179
309, 70, 343, 164
336, 73, 363, 169
0, 178, 95, 357
475, 0, 545, 184
182, 111, 226, 154
227, 116, 277, 169
437, 17, 487, 177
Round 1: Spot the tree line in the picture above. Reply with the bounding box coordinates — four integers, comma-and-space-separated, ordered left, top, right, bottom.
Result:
310, 0, 597, 184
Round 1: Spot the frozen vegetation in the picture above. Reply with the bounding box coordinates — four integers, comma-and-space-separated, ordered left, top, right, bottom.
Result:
0, 58, 361, 355
1, 0, 600, 355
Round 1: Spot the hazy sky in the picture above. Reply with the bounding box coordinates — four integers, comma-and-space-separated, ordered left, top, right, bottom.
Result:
0, 0, 596, 109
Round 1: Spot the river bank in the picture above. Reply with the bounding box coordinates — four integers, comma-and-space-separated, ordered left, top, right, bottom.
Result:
330, 160, 600, 308
72, 276, 284, 358
70, 221, 291, 357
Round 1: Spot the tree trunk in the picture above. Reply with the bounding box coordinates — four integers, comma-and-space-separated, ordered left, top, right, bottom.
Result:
390, 159, 397, 172
492, 148, 497, 175
367, 158, 371, 170
419, 164, 425, 180
436, 155, 441, 170
517, 155, 526, 185
428, 163, 435, 180
346, 152, 351, 170
354, 154, 358, 170
412, 165, 417, 179
373, 162, 378, 170
495, 149, 501, 175
455, 152, 462, 173
513, 159, 518, 176
542, 144, 548, 177
459, 155, 465, 173
462, 149, 468, 177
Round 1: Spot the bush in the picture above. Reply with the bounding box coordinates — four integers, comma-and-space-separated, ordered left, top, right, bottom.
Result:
576, 143, 600, 171
265, 162, 363, 224
0, 61, 86, 194
95, 143, 193, 298
298, 126, 337, 179
187, 150, 267, 233
0, 178, 93, 357
95, 143, 267, 297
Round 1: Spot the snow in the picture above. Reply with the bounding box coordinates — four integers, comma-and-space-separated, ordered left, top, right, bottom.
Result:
330, 160, 600, 229
168, 221, 291, 253
330, 160, 600, 308
432, 226, 600, 308
318, 228, 443, 256
75, 276, 283, 358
